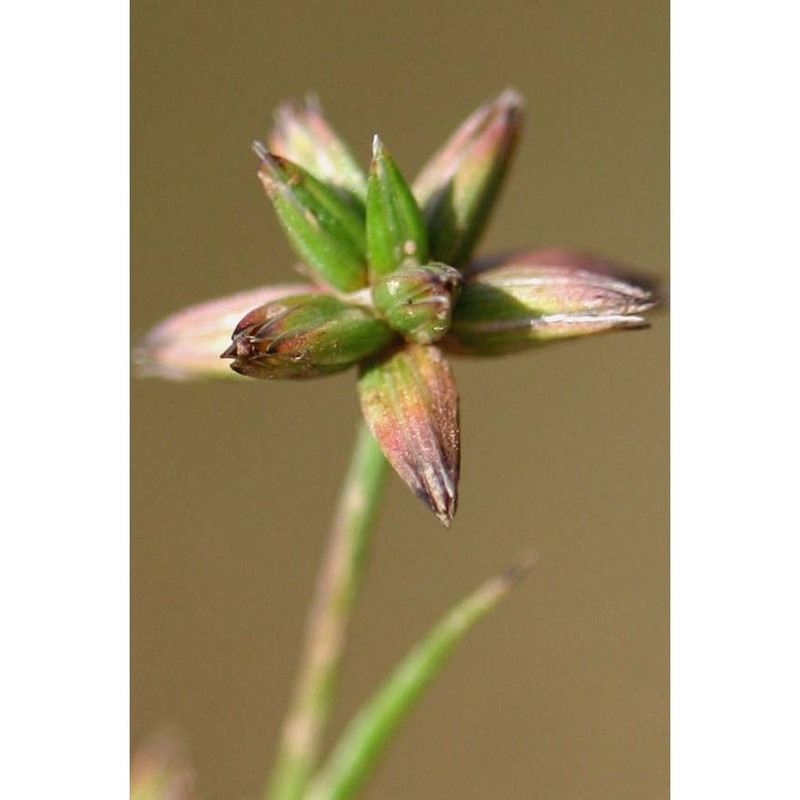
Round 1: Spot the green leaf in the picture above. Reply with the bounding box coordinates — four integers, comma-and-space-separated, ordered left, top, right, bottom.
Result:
255, 146, 368, 292
306, 554, 537, 800
366, 137, 429, 281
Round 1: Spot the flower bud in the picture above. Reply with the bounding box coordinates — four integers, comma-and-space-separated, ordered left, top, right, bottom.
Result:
367, 136, 429, 281
134, 284, 316, 380
222, 294, 394, 379
447, 250, 658, 355
268, 95, 368, 203
255, 146, 368, 292
358, 344, 459, 526
372, 263, 462, 344
413, 89, 523, 268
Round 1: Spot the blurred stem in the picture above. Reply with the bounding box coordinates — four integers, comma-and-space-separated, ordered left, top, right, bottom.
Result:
267, 419, 389, 800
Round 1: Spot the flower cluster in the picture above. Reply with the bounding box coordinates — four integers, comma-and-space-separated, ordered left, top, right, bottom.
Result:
136, 90, 658, 526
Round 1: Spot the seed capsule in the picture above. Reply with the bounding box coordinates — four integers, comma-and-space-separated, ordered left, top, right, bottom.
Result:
358, 344, 460, 526
372, 263, 462, 345
447, 251, 657, 355
222, 294, 394, 379
413, 89, 523, 268
255, 147, 368, 292
134, 284, 316, 381
268, 94, 368, 203
366, 136, 429, 281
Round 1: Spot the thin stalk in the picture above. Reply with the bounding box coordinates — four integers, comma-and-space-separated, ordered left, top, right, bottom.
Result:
267, 419, 389, 800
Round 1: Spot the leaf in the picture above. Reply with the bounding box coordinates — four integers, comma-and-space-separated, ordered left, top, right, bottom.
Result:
305, 554, 537, 800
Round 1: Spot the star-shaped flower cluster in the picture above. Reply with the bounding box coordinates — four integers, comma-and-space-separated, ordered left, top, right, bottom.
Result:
136, 90, 658, 526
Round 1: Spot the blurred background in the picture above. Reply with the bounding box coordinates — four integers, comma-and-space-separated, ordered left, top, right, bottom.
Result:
132, 1, 668, 798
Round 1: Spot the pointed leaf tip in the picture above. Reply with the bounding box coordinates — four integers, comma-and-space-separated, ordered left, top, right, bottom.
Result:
499, 550, 539, 586
358, 344, 459, 525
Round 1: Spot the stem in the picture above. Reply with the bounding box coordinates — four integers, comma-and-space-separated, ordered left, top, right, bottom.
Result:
267, 419, 389, 800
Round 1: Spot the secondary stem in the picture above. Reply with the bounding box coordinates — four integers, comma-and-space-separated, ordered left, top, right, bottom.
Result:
267, 419, 389, 800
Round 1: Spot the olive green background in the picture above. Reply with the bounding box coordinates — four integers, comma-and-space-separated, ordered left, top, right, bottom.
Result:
132, 1, 668, 798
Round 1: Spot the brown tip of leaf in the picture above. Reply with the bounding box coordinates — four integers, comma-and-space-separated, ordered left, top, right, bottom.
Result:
501, 550, 539, 586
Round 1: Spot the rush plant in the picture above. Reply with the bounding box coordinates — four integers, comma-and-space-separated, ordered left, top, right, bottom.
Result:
134, 90, 659, 800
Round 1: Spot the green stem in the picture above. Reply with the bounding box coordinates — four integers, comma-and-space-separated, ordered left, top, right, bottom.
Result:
267, 419, 389, 800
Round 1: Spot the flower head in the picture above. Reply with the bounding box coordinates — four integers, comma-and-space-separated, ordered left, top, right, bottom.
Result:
136, 91, 659, 526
